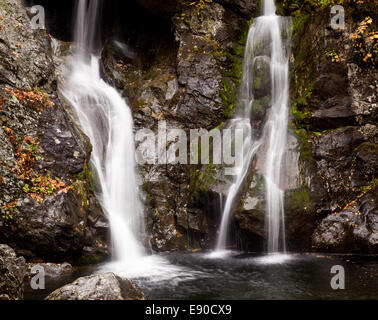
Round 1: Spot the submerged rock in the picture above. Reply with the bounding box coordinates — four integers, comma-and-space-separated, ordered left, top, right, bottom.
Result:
0, 244, 26, 300
45, 273, 147, 300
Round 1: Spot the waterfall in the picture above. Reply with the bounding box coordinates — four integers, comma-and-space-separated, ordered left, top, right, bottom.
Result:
62, 0, 145, 263
215, 0, 291, 254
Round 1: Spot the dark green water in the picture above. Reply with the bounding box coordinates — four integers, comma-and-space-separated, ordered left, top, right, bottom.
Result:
24, 252, 378, 300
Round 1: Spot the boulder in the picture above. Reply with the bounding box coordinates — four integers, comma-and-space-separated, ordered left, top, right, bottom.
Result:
0, 244, 26, 300
45, 273, 147, 300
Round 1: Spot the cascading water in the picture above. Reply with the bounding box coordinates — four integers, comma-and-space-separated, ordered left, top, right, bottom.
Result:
62, 0, 145, 263
215, 0, 291, 256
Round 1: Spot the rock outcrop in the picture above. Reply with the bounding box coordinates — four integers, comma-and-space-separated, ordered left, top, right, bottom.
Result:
45, 273, 147, 300
283, 3, 377, 252
0, 244, 26, 300
0, 0, 109, 262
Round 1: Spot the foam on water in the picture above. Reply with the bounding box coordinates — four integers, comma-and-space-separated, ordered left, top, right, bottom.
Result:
253, 253, 293, 265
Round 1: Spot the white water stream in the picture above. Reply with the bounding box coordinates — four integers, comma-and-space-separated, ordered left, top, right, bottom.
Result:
215, 0, 291, 255
63, 0, 146, 265
61, 0, 189, 279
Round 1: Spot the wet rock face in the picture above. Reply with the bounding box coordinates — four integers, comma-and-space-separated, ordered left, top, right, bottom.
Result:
287, 10, 378, 253
0, 0, 109, 262
146, 2, 252, 250
0, 0, 53, 89
216, 0, 258, 17
313, 186, 378, 253
0, 244, 26, 300
38, 105, 91, 179
133, 0, 258, 19
1, 191, 85, 260
312, 127, 366, 204
309, 65, 356, 131
45, 273, 147, 300
175, 34, 223, 128
172, 1, 246, 129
